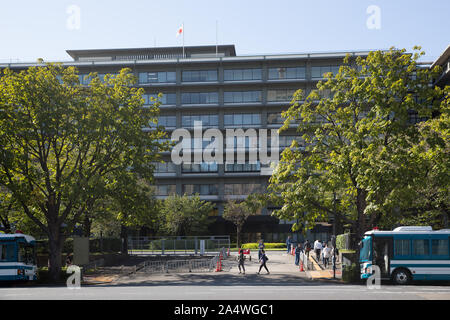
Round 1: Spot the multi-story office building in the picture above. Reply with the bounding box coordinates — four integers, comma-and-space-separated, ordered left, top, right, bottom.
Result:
2, 44, 448, 241
2, 45, 407, 242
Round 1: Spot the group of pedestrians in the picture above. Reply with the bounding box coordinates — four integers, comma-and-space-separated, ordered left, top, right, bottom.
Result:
237, 239, 270, 275
287, 236, 338, 269
313, 239, 338, 268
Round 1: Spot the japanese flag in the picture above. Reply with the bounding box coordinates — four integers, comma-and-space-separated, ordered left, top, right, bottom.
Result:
176, 24, 183, 37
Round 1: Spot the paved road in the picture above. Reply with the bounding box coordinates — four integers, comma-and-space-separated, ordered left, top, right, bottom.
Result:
1, 251, 449, 300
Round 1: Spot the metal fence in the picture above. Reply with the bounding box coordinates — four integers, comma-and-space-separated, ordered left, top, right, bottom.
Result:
128, 236, 230, 255
126, 247, 230, 275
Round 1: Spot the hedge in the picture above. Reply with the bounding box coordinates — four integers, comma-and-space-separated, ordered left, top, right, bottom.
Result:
241, 243, 286, 249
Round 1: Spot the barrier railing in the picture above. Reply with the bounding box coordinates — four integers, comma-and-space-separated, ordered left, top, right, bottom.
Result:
128, 236, 230, 255
126, 247, 230, 276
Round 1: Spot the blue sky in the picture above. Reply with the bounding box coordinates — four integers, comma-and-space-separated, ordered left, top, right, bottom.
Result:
0, 0, 448, 62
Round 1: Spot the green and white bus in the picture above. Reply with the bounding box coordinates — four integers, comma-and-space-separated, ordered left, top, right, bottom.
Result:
0, 232, 38, 281
359, 226, 450, 284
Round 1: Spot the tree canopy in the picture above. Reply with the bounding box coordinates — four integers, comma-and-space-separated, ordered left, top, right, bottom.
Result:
268, 47, 447, 239
0, 64, 168, 280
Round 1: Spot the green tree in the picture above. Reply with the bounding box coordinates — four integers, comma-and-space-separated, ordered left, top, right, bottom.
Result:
0, 64, 167, 281
384, 86, 449, 228
159, 194, 214, 236
269, 47, 444, 243
223, 195, 263, 248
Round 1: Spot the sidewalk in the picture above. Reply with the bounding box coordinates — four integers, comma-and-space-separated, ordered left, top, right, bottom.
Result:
305, 252, 342, 281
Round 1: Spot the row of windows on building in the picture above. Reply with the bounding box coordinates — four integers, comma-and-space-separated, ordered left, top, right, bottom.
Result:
76, 66, 342, 86
141, 88, 333, 106
150, 113, 302, 129
168, 135, 304, 150
154, 161, 264, 174
136, 66, 341, 84
155, 183, 263, 196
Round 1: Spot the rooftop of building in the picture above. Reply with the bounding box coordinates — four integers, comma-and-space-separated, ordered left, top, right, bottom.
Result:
66, 45, 237, 61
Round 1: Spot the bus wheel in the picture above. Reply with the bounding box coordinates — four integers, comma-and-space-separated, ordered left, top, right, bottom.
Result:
392, 268, 411, 285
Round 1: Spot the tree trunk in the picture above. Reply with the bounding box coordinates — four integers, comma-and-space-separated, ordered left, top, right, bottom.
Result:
120, 224, 128, 255
356, 188, 367, 239
83, 215, 91, 237
48, 223, 64, 283
236, 225, 242, 249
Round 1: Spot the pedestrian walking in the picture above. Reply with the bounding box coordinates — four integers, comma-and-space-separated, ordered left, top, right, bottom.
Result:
258, 239, 265, 261
286, 236, 292, 254
314, 240, 323, 263
294, 243, 303, 266
322, 244, 332, 268
304, 239, 311, 258
257, 250, 270, 274
238, 249, 246, 274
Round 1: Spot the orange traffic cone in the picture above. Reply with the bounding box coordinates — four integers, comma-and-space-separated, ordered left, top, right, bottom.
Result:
215, 258, 222, 272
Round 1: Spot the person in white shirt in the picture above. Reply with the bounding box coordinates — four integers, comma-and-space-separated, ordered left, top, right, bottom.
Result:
313, 240, 323, 263
322, 244, 332, 268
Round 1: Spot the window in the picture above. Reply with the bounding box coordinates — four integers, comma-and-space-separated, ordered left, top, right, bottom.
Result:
224, 91, 262, 103
413, 239, 430, 256
18, 243, 35, 264
311, 66, 340, 79
224, 68, 262, 81
154, 162, 177, 173
225, 161, 261, 172
182, 162, 218, 173
395, 239, 410, 256
432, 239, 448, 256
181, 92, 219, 104
0, 243, 15, 262
182, 184, 218, 195
139, 71, 176, 84
156, 185, 176, 196
151, 116, 176, 128
182, 70, 218, 82
268, 67, 305, 80
144, 93, 176, 105
182, 114, 219, 128
267, 89, 297, 102
224, 113, 261, 126
224, 183, 261, 195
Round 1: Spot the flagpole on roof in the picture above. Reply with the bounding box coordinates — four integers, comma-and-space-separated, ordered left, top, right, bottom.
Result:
182, 22, 185, 58
216, 20, 218, 57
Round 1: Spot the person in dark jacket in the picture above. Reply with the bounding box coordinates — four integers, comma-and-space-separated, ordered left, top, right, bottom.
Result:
286, 236, 292, 254
295, 243, 303, 266
304, 240, 311, 258
257, 250, 270, 274
238, 249, 246, 274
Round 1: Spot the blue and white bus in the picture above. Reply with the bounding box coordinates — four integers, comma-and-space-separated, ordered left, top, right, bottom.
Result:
0, 233, 38, 281
360, 226, 450, 284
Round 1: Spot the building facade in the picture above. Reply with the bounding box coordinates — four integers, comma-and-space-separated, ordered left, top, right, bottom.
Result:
0, 45, 377, 242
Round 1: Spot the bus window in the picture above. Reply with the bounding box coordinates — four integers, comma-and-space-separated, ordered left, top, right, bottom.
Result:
359, 237, 371, 262
0, 244, 15, 262
431, 239, 448, 256
394, 239, 410, 256
18, 243, 35, 264
413, 239, 429, 256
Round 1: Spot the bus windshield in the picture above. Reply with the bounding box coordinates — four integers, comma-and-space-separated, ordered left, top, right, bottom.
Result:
18, 242, 36, 265
359, 236, 371, 262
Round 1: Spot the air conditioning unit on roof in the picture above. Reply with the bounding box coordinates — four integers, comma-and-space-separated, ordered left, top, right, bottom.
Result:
393, 226, 432, 232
